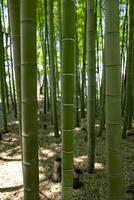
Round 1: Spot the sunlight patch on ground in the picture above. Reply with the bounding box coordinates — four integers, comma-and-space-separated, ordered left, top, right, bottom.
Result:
0, 146, 21, 158
8, 120, 19, 125
95, 123, 100, 127
48, 183, 61, 194
74, 155, 87, 163
0, 161, 23, 187
95, 162, 104, 170
48, 132, 55, 137
41, 149, 55, 157
42, 182, 61, 199
47, 131, 61, 137
74, 127, 81, 131
74, 156, 104, 170
0, 154, 21, 160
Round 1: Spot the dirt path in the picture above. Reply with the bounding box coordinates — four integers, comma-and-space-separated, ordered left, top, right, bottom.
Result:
0, 112, 134, 199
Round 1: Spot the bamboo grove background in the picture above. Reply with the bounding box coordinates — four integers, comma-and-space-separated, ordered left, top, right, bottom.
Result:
0, 0, 133, 199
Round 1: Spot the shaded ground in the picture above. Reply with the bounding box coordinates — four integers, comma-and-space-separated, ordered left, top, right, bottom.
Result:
0, 105, 134, 199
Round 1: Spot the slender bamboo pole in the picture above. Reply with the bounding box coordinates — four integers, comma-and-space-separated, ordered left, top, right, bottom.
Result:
8, 0, 21, 131
62, 0, 75, 199
0, 11, 7, 133
87, 0, 96, 174
105, 0, 123, 199
21, 0, 39, 199
48, 0, 59, 137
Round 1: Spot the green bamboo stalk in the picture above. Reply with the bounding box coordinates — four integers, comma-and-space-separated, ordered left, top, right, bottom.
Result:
57, 0, 62, 100
38, 0, 48, 118
87, 0, 96, 174
48, 0, 59, 137
1, 0, 10, 114
38, 0, 48, 122
9, 35, 17, 118
8, 0, 21, 131
74, 7, 80, 128
4, 67, 10, 114
58, 0, 62, 69
105, 0, 123, 199
98, 51, 105, 137
98, 0, 105, 137
81, 3, 87, 120
62, 0, 75, 199
95, 0, 100, 119
96, 33, 100, 118
44, 0, 48, 119
6, 33, 14, 111
121, 1, 128, 112
0, 11, 7, 133
20, 0, 39, 199
132, 2, 134, 118
122, 0, 133, 138
54, 35, 60, 99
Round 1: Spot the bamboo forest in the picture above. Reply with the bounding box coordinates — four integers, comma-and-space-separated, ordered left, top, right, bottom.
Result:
0, 0, 134, 199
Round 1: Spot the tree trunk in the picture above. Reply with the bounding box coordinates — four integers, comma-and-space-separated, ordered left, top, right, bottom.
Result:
0, 12, 7, 133
21, 0, 39, 199
62, 0, 75, 199
8, 0, 21, 131
48, 0, 59, 137
105, 0, 123, 199
87, 0, 96, 174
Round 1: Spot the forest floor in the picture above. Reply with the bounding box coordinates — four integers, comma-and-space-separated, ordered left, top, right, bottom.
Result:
0, 99, 134, 200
